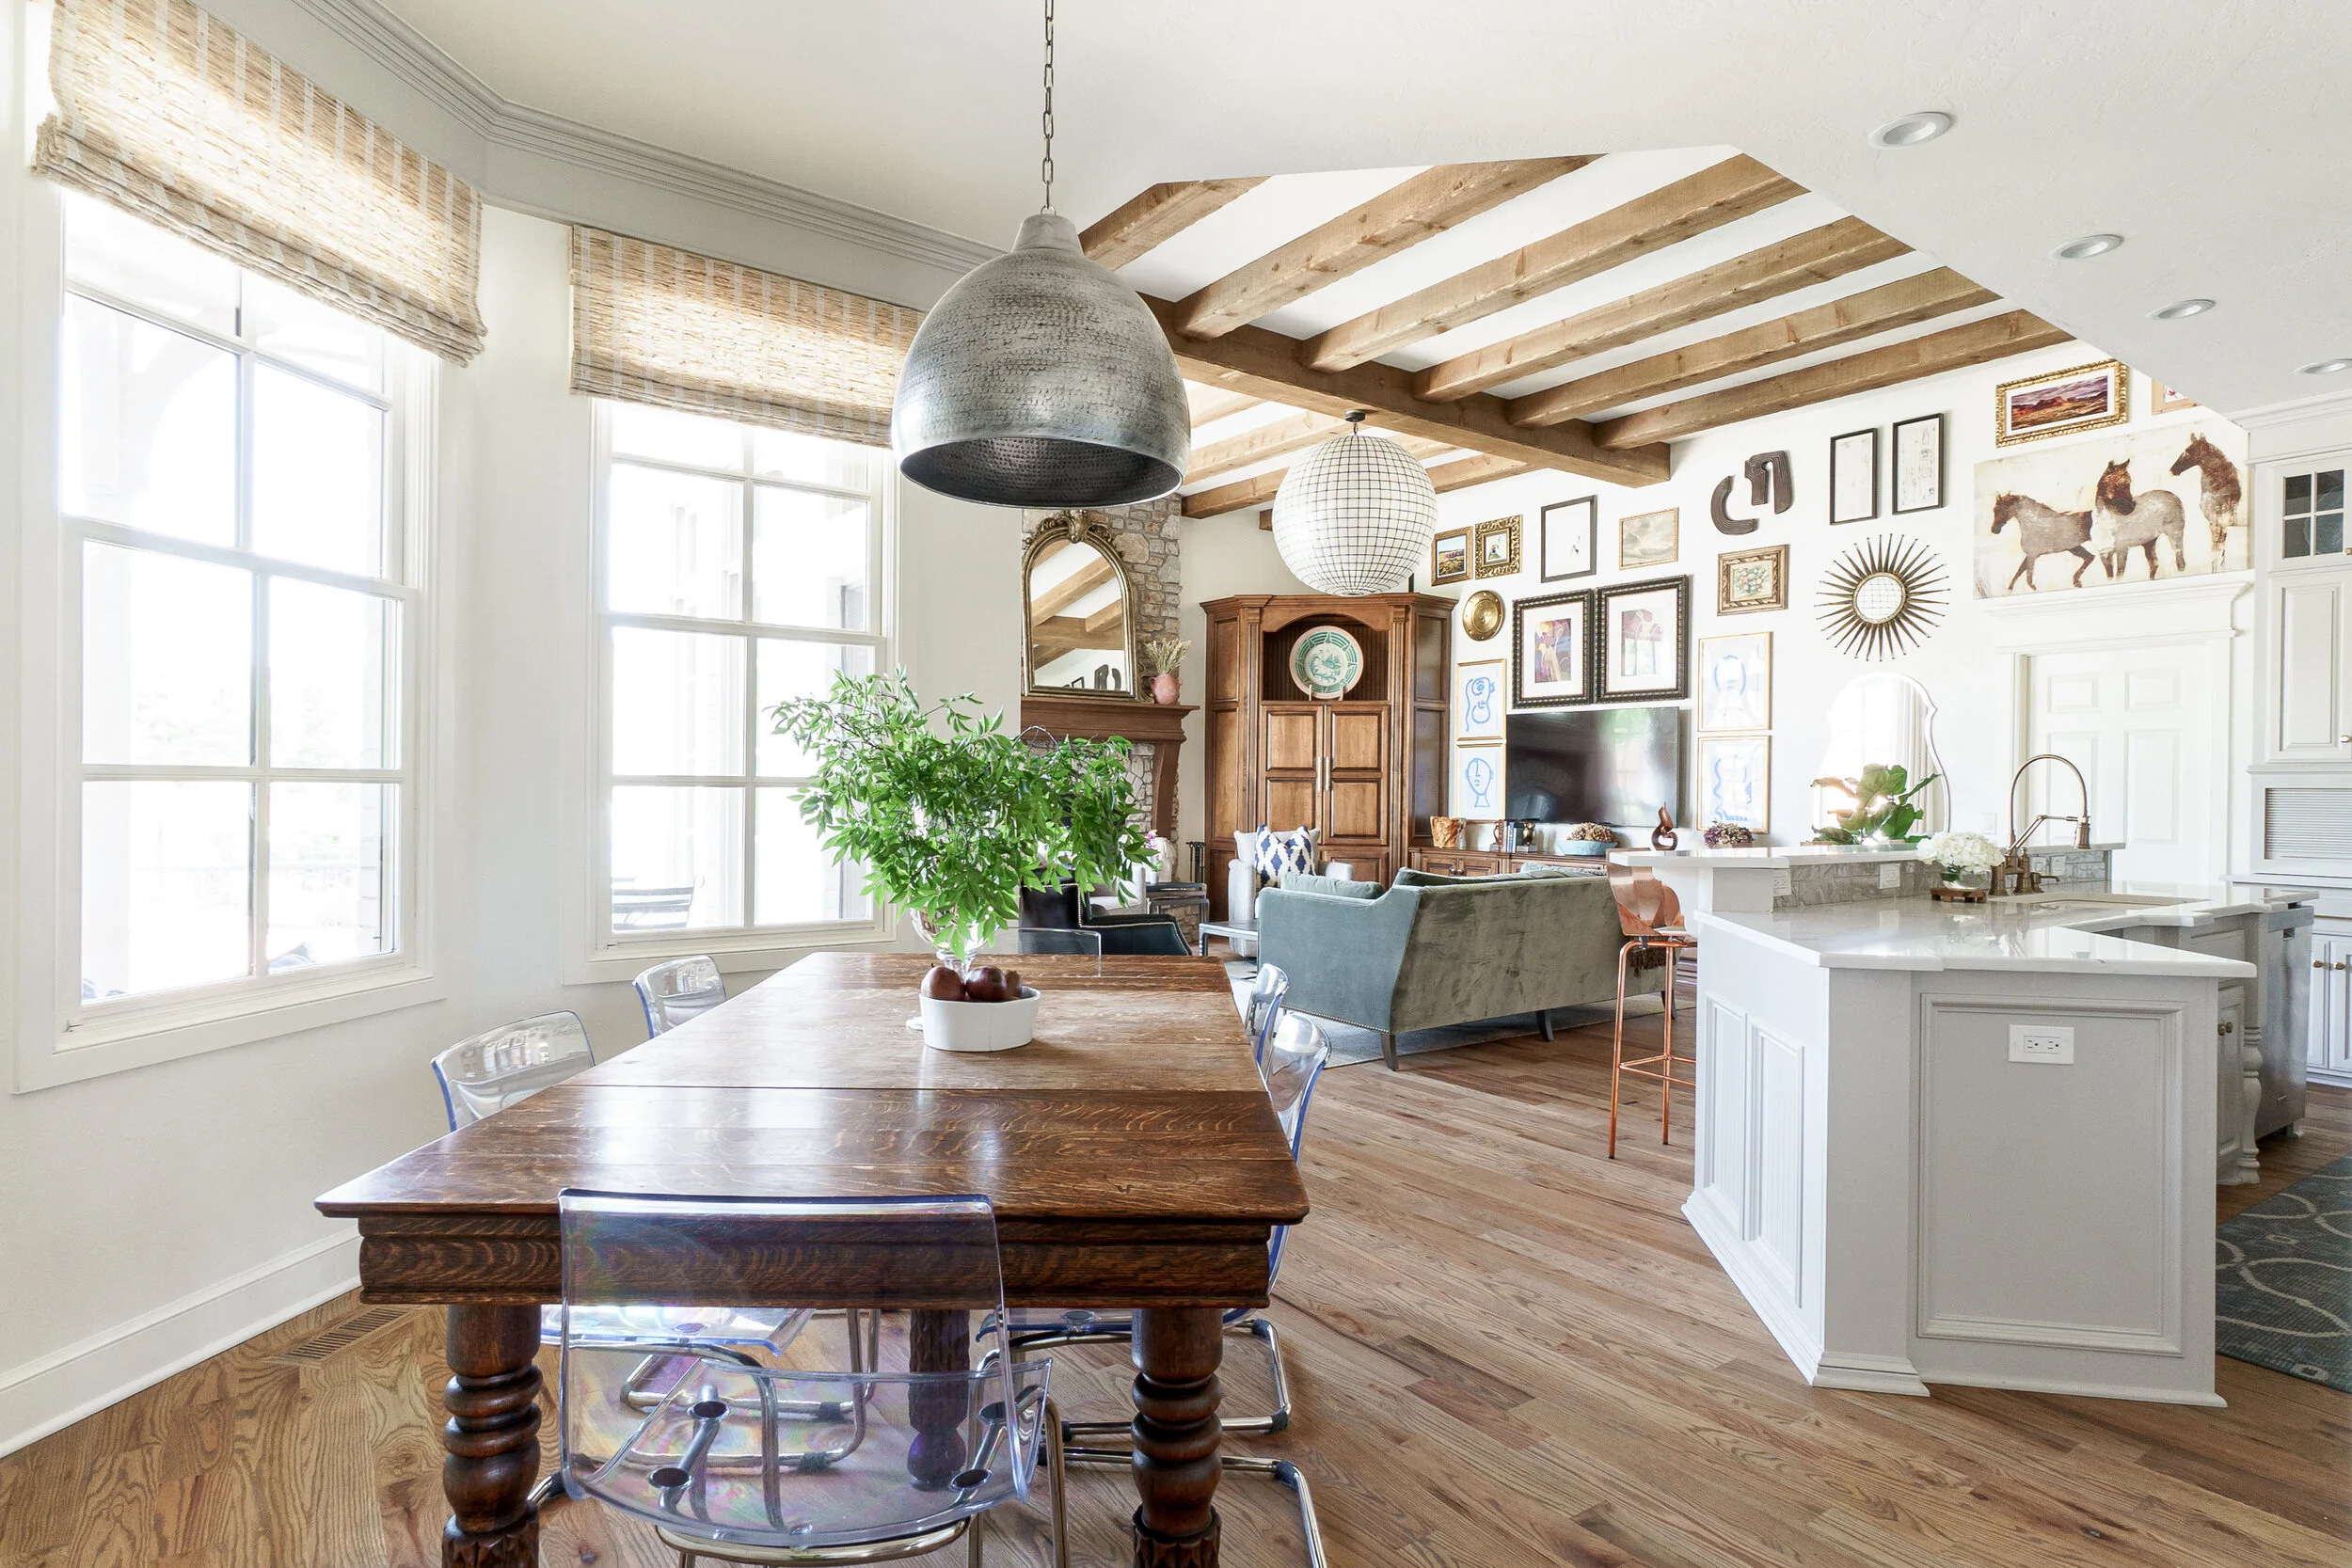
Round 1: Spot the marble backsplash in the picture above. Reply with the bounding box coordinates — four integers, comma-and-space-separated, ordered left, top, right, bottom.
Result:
1769, 847, 2114, 911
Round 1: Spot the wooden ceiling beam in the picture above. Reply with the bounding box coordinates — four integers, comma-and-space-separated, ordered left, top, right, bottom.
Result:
1169, 158, 1592, 339
1508, 267, 2000, 426
1592, 309, 2072, 449
1030, 619, 1120, 659
1186, 386, 1263, 428
1185, 410, 1350, 483
1147, 295, 1670, 488
1301, 155, 1802, 372
1079, 178, 1266, 268
1427, 452, 1534, 493
1413, 215, 1909, 403
1028, 553, 1117, 618
1182, 434, 1485, 520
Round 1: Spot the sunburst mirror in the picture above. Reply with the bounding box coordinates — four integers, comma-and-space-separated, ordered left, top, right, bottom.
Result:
1817, 534, 1947, 660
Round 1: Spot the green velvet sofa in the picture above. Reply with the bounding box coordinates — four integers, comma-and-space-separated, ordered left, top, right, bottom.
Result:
1255, 865, 1662, 1069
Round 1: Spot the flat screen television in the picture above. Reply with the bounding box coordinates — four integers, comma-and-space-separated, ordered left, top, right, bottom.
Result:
1503, 705, 1685, 826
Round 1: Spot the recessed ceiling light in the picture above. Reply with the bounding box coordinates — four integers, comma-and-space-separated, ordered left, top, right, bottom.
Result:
2053, 233, 2123, 261
2151, 298, 2215, 320
1867, 111, 1952, 149
2300, 358, 2352, 376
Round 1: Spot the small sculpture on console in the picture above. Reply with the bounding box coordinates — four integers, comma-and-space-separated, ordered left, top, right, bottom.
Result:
1650, 807, 1679, 850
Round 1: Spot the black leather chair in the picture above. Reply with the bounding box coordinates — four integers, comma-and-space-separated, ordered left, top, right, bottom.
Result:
1018, 882, 1190, 956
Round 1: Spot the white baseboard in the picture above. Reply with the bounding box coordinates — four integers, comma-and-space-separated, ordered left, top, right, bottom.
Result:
0, 1227, 361, 1459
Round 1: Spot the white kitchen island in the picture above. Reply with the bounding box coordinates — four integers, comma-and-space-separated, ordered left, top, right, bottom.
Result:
1684, 894, 2270, 1406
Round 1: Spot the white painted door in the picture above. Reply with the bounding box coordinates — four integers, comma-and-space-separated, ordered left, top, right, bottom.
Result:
2312, 932, 2352, 1077
2270, 575, 2352, 761
2026, 643, 2222, 884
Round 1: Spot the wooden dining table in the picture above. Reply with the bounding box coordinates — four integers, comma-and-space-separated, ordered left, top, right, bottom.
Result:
316, 951, 1309, 1568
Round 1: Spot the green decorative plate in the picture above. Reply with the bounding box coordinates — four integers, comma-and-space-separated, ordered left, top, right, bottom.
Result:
1290, 626, 1365, 700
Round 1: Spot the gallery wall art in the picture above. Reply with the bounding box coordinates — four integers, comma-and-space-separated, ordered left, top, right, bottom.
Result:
1454, 658, 1504, 741
1475, 515, 1521, 577
1453, 745, 1503, 819
1596, 576, 1692, 702
1829, 428, 1878, 523
1697, 631, 1772, 733
1994, 358, 2128, 445
1539, 497, 1597, 581
1619, 507, 1678, 568
1431, 525, 1470, 584
1697, 735, 1771, 832
1973, 419, 2248, 596
1891, 413, 1944, 513
1511, 589, 1592, 707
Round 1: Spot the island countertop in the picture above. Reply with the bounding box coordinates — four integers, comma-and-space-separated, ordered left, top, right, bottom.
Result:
1612, 842, 2129, 869
1686, 885, 2307, 975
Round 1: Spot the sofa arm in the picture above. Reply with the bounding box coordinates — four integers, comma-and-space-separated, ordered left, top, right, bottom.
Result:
1257, 887, 1418, 1031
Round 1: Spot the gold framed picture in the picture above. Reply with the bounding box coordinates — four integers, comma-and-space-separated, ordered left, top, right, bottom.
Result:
1473, 515, 1521, 578
1430, 526, 1471, 584
2150, 378, 2195, 415
1717, 544, 1788, 614
1619, 507, 1678, 569
1994, 359, 2128, 446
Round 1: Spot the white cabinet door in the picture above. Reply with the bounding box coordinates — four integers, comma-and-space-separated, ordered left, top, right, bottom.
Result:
2027, 643, 2222, 884
2312, 933, 2352, 1076
2272, 577, 2352, 761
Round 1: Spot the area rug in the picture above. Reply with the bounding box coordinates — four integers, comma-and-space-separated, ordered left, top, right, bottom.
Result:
1223, 959, 1613, 1067
2215, 1154, 2352, 1393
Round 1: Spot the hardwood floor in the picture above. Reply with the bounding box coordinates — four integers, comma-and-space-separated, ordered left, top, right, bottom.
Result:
3, 1010, 2344, 1567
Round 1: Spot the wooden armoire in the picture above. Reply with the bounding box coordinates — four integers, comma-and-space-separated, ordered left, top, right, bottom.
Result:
1201, 594, 1454, 915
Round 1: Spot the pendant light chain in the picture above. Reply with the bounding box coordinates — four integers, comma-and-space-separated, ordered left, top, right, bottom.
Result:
1040, 0, 1057, 214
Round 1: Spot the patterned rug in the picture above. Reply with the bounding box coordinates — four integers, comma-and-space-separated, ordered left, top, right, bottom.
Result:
2215, 1154, 2352, 1393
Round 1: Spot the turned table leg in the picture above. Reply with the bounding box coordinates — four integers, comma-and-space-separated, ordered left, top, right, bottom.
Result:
909, 1307, 973, 1490
1130, 1307, 1223, 1568
441, 1304, 543, 1567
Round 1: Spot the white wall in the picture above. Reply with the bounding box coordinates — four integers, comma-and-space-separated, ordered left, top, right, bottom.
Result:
0, 195, 1015, 1459
1184, 344, 2243, 854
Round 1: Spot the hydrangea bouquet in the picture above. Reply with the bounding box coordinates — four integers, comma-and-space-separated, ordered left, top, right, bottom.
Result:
1916, 830, 2002, 901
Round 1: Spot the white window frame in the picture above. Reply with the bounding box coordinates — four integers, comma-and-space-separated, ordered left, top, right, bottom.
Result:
571, 399, 895, 984
8, 180, 445, 1092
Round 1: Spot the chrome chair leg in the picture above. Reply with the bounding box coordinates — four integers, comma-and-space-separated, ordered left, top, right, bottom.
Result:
1057, 1312, 1290, 1438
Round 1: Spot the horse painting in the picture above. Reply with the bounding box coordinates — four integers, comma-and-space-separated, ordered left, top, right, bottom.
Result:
2092, 460, 2187, 579
1990, 492, 2095, 589
2169, 431, 2244, 560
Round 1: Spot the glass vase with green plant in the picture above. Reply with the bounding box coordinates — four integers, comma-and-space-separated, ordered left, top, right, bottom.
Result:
770, 671, 1148, 970
1807, 762, 1941, 844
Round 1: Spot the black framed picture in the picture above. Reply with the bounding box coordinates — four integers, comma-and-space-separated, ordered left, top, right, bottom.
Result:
1829, 427, 1879, 524
1595, 575, 1692, 703
1510, 588, 1595, 708
1891, 413, 1945, 514
1538, 497, 1597, 581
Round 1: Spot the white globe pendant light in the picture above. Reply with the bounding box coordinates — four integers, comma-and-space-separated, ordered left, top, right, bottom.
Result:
1270, 414, 1441, 595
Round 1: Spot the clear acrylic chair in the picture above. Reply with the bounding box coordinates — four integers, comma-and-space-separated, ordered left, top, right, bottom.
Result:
1246, 962, 1292, 1064
1021, 1014, 1330, 1565
634, 955, 728, 1037
559, 1192, 1064, 1567
431, 1012, 597, 1129
430, 1018, 810, 1509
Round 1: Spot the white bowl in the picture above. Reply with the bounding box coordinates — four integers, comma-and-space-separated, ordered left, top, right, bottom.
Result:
917, 986, 1041, 1053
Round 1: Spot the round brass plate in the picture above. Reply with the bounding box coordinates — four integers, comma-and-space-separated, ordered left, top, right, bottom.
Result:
1461, 589, 1504, 641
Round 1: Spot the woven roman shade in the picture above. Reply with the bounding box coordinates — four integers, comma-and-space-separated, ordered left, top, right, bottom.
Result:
34, 0, 485, 362
571, 226, 922, 448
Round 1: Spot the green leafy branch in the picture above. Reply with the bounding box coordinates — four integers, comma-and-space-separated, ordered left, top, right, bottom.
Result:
770, 671, 1149, 957
1809, 762, 1941, 845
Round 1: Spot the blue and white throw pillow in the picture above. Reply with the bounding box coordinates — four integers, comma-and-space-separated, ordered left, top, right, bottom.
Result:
1250, 826, 1317, 880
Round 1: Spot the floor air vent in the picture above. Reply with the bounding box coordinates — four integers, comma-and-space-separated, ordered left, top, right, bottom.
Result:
268, 1306, 411, 1369
2264, 786, 2352, 862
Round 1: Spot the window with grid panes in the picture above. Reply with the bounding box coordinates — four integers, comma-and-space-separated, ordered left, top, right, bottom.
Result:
62, 193, 418, 1010
2282, 467, 2346, 561
596, 401, 887, 944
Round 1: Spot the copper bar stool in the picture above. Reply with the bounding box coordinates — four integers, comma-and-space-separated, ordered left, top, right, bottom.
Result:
1606, 864, 1699, 1158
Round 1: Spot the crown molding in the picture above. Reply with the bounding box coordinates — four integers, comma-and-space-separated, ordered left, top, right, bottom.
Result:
287, 0, 998, 286
2219, 384, 2352, 431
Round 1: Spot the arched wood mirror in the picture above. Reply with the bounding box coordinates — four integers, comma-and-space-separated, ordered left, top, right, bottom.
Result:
1024, 516, 1137, 695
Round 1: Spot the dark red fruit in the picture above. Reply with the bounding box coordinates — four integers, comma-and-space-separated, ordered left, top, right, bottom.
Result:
921, 965, 966, 1001
961, 964, 1009, 1003
1003, 969, 1024, 998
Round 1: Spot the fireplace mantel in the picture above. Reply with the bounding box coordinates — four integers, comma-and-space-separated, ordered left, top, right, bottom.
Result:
1021, 692, 1196, 839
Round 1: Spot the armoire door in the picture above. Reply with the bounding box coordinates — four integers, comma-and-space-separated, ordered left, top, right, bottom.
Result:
1261, 705, 1321, 833
1325, 704, 1389, 846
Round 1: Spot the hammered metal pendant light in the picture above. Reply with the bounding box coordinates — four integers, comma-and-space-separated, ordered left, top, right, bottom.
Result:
890, 0, 1189, 508
1271, 414, 1442, 595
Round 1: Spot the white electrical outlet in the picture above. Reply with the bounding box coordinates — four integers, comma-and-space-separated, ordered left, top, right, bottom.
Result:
1879, 862, 1902, 890
1772, 868, 1793, 897
2009, 1023, 2075, 1065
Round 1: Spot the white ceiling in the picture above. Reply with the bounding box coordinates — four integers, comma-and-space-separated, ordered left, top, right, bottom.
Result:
377, 0, 2352, 418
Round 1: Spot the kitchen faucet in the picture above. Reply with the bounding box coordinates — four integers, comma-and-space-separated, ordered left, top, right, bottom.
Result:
1996, 753, 2091, 896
